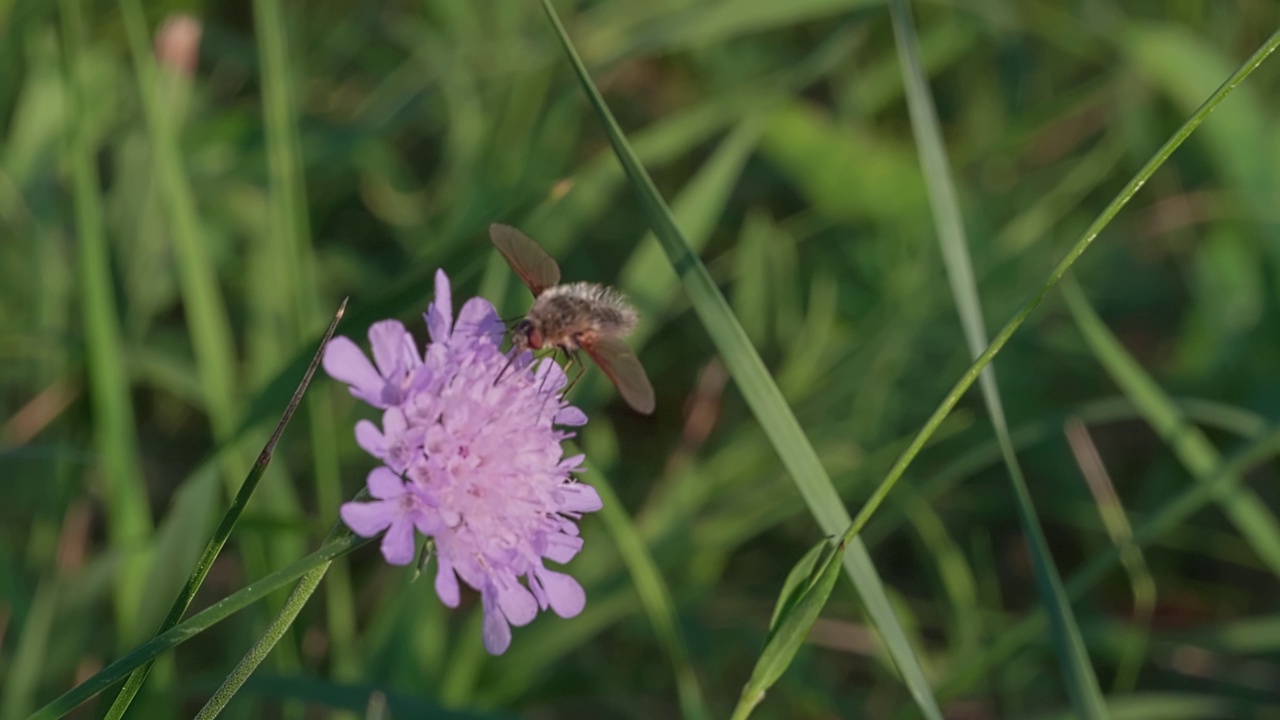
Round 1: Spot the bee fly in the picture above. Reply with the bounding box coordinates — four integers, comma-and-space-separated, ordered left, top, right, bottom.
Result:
489, 223, 656, 415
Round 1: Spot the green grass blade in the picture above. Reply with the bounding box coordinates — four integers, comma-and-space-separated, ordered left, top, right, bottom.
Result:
888, 1, 1106, 715
119, 0, 306, 673
1062, 417, 1155, 692
101, 302, 347, 719
939, 421, 1280, 698
621, 116, 765, 346
60, 0, 154, 641
1, 576, 58, 719
194, 517, 356, 720
731, 538, 843, 720
1028, 693, 1235, 720
837, 21, 1280, 565
587, 0, 880, 61
117, 0, 241, 465
251, 0, 360, 687
29, 531, 371, 720
825, 16, 1280, 708
1063, 279, 1280, 577
591, 463, 709, 720
540, 2, 943, 716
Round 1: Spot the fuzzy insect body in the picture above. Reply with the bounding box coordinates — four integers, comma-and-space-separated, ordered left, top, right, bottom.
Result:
514, 282, 638, 353
489, 224, 656, 415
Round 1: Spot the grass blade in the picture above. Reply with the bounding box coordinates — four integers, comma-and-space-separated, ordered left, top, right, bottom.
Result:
731, 537, 844, 720
118, 0, 309, 679
838, 22, 1280, 576
251, 0, 360, 687
590, 462, 709, 720
117, 0, 242, 473
1063, 278, 1280, 577
29, 531, 370, 720
1063, 417, 1155, 692
823, 14, 1280, 709
194, 517, 356, 720
939, 421, 1280, 698
60, 0, 155, 640
888, 1, 1106, 715
540, 2, 943, 715
101, 300, 347, 719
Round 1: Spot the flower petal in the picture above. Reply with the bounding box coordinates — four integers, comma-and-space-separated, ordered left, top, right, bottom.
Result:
380, 517, 416, 565
339, 500, 394, 537
533, 358, 567, 392
383, 406, 408, 435
366, 466, 405, 500
554, 406, 588, 426
482, 594, 512, 655
323, 337, 383, 400
426, 269, 453, 343
495, 577, 538, 627
454, 297, 505, 347
544, 533, 584, 564
367, 320, 411, 379
354, 420, 385, 458
535, 567, 586, 618
435, 556, 461, 607
559, 483, 603, 513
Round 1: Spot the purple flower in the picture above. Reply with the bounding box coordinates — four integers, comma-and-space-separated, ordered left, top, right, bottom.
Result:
327, 269, 600, 655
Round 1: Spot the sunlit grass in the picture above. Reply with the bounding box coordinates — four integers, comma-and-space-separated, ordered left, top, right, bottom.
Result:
5, 2, 1280, 718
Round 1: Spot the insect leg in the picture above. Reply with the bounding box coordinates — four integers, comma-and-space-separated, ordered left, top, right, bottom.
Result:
535, 348, 562, 417
561, 350, 587, 400
494, 350, 519, 386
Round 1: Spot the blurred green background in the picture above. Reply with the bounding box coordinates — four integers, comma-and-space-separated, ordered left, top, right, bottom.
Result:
4, 0, 1280, 717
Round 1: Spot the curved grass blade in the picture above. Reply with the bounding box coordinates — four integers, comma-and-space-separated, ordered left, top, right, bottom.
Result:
590, 462, 710, 720
1063, 417, 1155, 692
852, 19, 1280, 700
29, 530, 370, 720
115, 0, 312, 597
888, 0, 1106, 715
118, 0, 305, 664
101, 300, 348, 719
60, 0, 155, 640
868, 395, 1271, 545
730, 537, 844, 720
251, 0, 361, 689
539, 2, 943, 715
837, 21, 1280, 578
194, 516, 357, 719
939, 422, 1280, 697
1063, 278, 1280, 577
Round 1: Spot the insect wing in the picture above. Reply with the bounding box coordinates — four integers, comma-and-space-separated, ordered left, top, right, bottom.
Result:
489, 223, 561, 296
582, 335, 655, 415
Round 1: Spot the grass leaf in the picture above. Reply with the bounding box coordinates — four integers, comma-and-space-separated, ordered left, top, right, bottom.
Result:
731, 538, 844, 720
539, 1, 943, 715
888, 1, 1107, 714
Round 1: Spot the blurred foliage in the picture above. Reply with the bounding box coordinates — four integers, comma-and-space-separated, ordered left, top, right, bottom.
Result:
4, 0, 1280, 718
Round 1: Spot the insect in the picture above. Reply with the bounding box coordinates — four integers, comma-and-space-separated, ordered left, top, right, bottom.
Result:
489, 223, 656, 415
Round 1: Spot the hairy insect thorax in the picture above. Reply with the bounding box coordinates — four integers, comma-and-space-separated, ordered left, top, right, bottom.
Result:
524, 282, 638, 350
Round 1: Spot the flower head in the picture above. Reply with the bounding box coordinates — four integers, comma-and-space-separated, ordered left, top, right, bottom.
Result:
326, 270, 599, 654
